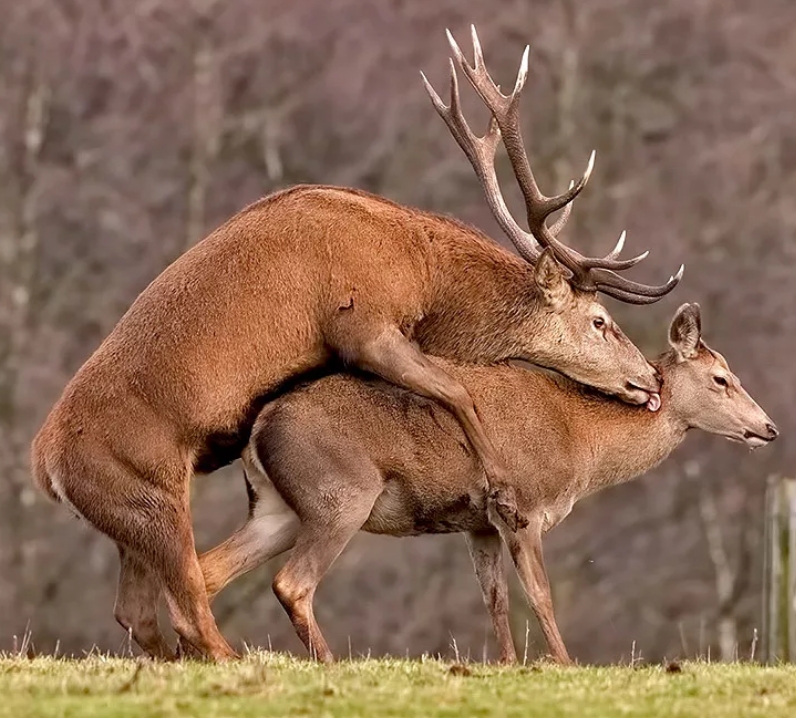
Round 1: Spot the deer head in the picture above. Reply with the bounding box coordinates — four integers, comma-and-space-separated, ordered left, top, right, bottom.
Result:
422, 27, 685, 407
523, 249, 662, 405
663, 303, 778, 448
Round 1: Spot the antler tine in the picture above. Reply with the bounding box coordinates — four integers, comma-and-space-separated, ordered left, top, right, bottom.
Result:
584, 249, 650, 272
592, 263, 685, 300
546, 180, 574, 238
432, 28, 684, 303
594, 283, 676, 305
547, 201, 572, 237
448, 28, 599, 269
543, 216, 649, 272
596, 265, 685, 304
519, 154, 681, 300
604, 229, 626, 260
420, 61, 543, 262
563, 230, 648, 271
447, 27, 544, 205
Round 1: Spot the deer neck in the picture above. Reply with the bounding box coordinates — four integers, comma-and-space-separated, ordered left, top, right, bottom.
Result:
572, 373, 688, 498
417, 225, 542, 364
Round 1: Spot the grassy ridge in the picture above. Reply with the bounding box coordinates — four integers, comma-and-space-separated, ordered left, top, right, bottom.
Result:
1, 653, 795, 718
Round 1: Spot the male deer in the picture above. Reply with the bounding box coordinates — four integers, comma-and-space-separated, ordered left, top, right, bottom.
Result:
201, 304, 777, 664
30, 27, 680, 660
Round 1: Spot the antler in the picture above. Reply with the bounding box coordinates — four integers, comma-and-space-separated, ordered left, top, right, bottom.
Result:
421, 61, 557, 260
421, 26, 683, 304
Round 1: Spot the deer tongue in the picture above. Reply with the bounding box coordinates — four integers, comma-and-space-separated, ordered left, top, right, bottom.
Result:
647, 393, 661, 412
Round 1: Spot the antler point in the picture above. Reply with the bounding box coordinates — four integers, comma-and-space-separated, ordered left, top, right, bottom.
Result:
581, 150, 596, 185
612, 230, 626, 256
446, 29, 466, 63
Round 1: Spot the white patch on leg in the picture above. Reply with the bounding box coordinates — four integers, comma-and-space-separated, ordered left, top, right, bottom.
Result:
234, 448, 301, 569
243, 444, 269, 487
246, 486, 300, 548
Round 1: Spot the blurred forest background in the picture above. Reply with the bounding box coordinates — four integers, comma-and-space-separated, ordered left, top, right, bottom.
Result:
1, 0, 795, 664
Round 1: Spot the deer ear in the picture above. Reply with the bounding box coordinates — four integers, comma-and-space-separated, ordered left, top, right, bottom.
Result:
668, 302, 702, 360
534, 249, 571, 309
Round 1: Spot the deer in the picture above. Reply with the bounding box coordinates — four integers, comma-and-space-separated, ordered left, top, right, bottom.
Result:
200, 303, 777, 665
30, 27, 681, 661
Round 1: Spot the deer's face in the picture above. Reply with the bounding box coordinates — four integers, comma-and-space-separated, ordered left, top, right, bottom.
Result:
664, 303, 778, 449
528, 251, 661, 408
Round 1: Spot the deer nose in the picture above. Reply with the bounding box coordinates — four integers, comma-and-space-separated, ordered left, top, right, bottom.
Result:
765, 422, 779, 440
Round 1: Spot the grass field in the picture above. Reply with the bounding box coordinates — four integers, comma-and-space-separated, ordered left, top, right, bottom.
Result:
2, 652, 796, 718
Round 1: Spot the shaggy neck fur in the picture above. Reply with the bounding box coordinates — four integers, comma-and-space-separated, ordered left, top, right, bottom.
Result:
415, 214, 545, 364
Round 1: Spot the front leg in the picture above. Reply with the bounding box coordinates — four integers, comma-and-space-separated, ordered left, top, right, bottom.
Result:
465, 530, 516, 663
331, 323, 526, 531
502, 519, 572, 665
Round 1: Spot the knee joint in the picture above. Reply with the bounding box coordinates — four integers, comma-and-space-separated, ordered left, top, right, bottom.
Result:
273, 572, 308, 608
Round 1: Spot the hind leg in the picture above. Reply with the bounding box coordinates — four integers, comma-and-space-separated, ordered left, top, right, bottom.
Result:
126, 516, 238, 662
58, 457, 237, 661
121, 511, 237, 660
263, 445, 382, 662
155, 508, 239, 660
272, 512, 370, 663
114, 545, 174, 660
200, 472, 300, 600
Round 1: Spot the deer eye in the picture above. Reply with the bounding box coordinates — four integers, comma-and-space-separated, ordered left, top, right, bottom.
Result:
713, 376, 728, 388
593, 317, 605, 330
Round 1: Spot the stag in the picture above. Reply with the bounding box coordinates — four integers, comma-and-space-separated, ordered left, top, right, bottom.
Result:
31, 27, 680, 660
202, 304, 777, 664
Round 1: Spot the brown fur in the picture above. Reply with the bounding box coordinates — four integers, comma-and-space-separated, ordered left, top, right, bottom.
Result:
200, 304, 777, 664
30, 182, 662, 659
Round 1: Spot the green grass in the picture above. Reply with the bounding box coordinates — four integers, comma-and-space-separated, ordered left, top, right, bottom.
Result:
1, 653, 795, 718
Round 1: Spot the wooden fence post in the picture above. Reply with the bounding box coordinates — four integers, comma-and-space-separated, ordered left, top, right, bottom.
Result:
763, 476, 796, 663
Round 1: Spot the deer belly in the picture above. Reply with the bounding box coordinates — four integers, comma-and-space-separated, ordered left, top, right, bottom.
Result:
362, 477, 490, 536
